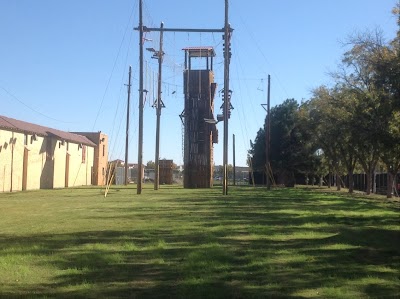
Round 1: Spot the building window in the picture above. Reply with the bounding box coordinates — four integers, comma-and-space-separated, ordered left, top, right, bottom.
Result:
102, 167, 105, 176
24, 134, 28, 146
82, 145, 86, 164
103, 144, 105, 157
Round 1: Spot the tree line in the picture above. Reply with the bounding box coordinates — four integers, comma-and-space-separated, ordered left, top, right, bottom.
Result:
248, 5, 399, 198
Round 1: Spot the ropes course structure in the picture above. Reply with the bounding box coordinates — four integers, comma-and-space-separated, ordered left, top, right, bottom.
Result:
92, 0, 287, 193
134, 0, 233, 194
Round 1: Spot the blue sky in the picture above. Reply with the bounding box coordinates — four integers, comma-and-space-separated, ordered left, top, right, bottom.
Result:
0, 1, 398, 167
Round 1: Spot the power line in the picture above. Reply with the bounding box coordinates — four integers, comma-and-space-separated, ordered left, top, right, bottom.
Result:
92, 1, 137, 130
0, 86, 73, 124
236, 13, 290, 100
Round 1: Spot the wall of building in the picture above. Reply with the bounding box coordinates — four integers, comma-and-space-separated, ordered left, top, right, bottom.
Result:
53, 139, 67, 189
13, 133, 24, 192
0, 133, 11, 192
0, 130, 24, 192
97, 134, 108, 186
0, 128, 95, 192
93, 133, 107, 186
159, 160, 173, 185
66, 142, 94, 187
40, 137, 55, 189
73, 132, 108, 186
26, 134, 46, 190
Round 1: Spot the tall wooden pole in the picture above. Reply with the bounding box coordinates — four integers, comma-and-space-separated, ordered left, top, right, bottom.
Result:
223, 0, 230, 195
266, 74, 271, 190
233, 133, 236, 186
154, 22, 164, 190
137, 0, 144, 194
125, 65, 132, 185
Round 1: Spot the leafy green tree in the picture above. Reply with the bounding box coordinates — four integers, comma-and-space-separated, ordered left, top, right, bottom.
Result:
326, 10, 399, 197
146, 160, 155, 169
249, 99, 318, 186
248, 5, 400, 196
332, 30, 392, 194
307, 86, 359, 192
248, 128, 265, 173
371, 8, 400, 197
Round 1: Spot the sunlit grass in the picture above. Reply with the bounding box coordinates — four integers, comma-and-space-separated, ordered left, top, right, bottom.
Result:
0, 185, 399, 298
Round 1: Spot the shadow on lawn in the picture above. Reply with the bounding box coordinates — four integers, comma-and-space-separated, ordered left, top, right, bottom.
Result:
0, 187, 399, 298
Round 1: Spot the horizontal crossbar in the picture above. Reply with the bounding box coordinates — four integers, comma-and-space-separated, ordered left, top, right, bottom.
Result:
134, 26, 233, 33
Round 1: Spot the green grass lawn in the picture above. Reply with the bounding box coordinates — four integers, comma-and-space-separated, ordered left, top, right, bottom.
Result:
0, 185, 399, 298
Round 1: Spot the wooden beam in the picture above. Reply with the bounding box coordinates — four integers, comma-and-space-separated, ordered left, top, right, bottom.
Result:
134, 26, 233, 33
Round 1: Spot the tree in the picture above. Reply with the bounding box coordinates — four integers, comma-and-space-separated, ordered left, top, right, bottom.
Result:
249, 99, 318, 186
248, 128, 265, 173
331, 30, 391, 194
307, 85, 359, 193
248, 5, 400, 195
146, 160, 155, 169
372, 8, 400, 197
326, 10, 400, 197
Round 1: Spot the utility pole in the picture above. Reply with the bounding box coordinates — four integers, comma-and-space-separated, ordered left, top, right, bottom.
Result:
125, 65, 132, 185
261, 75, 271, 189
137, 0, 144, 194
222, 0, 230, 195
233, 133, 236, 186
154, 22, 164, 190
266, 75, 271, 190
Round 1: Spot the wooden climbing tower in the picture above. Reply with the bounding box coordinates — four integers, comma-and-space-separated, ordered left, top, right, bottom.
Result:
182, 47, 218, 188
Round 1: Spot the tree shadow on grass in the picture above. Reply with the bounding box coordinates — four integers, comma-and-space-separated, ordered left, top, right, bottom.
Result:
0, 188, 399, 298
0, 230, 272, 298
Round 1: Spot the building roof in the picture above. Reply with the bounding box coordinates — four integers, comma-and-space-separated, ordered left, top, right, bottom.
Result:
0, 115, 96, 147
182, 46, 216, 57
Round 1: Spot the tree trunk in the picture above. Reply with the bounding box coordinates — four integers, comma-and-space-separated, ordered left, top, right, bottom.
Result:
348, 170, 354, 193
366, 170, 373, 195
336, 173, 341, 191
328, 172, 332, 188
387, 171, 394, 199
359, 158, 378, 195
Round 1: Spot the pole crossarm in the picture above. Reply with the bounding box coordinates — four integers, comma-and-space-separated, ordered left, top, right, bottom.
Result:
261, 103, 268, 112
135, 26, 233, 33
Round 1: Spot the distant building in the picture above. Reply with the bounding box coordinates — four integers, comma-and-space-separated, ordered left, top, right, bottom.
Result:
214, 165, 250, 182
73, 132, 108, 186
108, 160, 144, 184
159, 159, 174, 185
128, 163, 145, 183
0, 115, 108, 192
